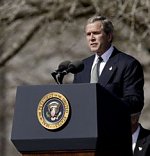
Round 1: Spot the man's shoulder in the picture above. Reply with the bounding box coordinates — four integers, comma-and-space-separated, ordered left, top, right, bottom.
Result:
114, 47, 136, 59
113, 47, 141, 65
140, 125, 150, 133
139, 125, 150, 139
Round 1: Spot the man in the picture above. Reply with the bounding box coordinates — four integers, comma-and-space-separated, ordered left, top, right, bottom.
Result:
73, 15, 144, 114
131, 112, 150, 156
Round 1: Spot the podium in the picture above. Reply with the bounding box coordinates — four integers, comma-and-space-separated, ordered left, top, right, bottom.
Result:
11, 83, 133, 156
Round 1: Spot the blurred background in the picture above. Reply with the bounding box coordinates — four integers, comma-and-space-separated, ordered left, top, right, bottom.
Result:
0, 0, 150, 156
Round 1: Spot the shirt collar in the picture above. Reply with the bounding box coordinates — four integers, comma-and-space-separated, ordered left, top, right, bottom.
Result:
95, 45, 114, 62
101, 45, 114, 62
132, 125, 140, 144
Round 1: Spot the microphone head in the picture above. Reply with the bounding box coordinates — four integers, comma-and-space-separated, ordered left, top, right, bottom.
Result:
57, 60, 71, 72
68, 60, 84, 74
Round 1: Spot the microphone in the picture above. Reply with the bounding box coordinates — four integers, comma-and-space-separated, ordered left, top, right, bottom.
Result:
57, 60, 84, 84
51, 60, 71, 75
62, 60, 84, 75
51, 60, 71, 84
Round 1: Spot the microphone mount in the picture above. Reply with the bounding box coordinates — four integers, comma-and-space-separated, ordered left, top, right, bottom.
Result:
51, 60, 84, 84
51, 60, 71, 84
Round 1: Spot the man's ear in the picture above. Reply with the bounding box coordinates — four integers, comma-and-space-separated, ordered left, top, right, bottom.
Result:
108, 33, 113, 42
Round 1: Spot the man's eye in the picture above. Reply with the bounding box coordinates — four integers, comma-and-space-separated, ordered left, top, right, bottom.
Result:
94, 32, 101, 35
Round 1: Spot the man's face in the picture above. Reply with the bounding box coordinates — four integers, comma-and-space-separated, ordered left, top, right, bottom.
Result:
85, 21, 112, 55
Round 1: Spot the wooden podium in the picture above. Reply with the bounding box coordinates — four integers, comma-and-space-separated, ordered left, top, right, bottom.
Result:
11, 83, 133, 156
22, 152, 95, 156
22, 151, 124, 156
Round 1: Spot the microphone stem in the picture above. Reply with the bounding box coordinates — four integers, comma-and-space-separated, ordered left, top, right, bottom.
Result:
51, 72, 59, 84
57, 73, 65, 84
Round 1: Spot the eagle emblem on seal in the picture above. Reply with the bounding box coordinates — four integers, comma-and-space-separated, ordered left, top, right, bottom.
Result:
46, 101, 62, 121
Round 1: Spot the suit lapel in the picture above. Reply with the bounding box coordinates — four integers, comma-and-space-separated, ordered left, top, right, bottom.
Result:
84, 55, 95, 83
134, 126, 148, 156
98, 48, 118, 86
134, 139, 145, 156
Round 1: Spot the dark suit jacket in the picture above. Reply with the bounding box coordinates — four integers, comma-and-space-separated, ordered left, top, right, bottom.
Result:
73, 47, 144, 114
134, 125, 150, 156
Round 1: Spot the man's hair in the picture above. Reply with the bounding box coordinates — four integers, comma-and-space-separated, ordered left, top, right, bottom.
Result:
130, 112, 141, 117
86, 15, 114, 35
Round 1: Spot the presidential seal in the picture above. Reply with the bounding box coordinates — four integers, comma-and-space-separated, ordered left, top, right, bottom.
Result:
37, 92, 70, 130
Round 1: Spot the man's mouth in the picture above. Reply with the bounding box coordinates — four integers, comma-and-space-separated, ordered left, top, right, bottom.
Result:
90, 43, 97, 46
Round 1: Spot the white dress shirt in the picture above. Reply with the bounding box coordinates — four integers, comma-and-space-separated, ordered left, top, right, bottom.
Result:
132, 125, 140, 152
91, 46, 114, 76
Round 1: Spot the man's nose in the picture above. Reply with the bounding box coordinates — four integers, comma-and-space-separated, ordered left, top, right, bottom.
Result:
90, 33, 95, 40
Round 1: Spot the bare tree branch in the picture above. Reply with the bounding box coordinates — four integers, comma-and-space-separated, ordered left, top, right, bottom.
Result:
0, 0, 149, 68
0, 16, 46, 67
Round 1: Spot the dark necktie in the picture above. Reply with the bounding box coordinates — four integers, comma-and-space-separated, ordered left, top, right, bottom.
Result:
90, 56, 103, 83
